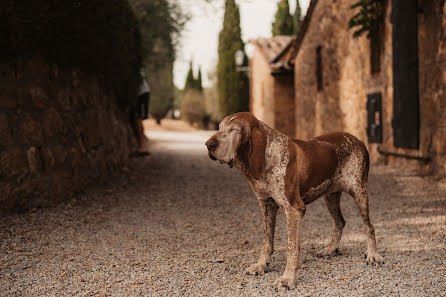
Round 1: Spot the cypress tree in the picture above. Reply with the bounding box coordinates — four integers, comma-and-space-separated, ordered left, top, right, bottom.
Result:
184, 62, 204, 92
293, 0, 302, 34
185, 61, 196, 90
217, 0, 249, 117
272, 0, 294, 36
197, 67, 203, 92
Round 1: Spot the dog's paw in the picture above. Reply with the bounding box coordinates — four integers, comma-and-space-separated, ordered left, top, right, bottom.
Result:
316, 247, 340, 258
245, 262, 268, 275
273, 275, 295, 290
366, 252, 384, 265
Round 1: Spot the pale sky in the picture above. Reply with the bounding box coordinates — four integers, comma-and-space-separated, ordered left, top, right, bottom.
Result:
174, 0, 310, 89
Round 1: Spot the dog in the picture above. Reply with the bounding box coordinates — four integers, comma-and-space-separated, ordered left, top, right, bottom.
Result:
205, 112, 383, 290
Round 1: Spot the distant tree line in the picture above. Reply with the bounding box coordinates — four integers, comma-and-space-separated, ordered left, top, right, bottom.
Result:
129, 0, 188, 123
272, 0, 302, 36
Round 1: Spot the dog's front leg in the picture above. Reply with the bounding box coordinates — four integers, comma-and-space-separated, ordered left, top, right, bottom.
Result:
246, 198, 279, 275
273, 205, 304, 290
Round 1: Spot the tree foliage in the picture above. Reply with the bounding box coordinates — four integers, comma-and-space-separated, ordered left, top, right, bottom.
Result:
184, 62, 203, 91
0, 0, 142, 108
181, 89, 206, 126
217, 0, 249, 118
272, 0, 294, 36
348, 0, 385, 38
130, 0, 188, 122
293, 0, 302, 34
197, 68, 203, 92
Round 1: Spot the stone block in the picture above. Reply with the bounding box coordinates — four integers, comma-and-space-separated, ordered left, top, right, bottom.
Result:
77, 137, 87, 153
21, 117, 43, 144
43, 108, 65, 138
29, 86, 49, 109
44, 147, 56, 169
12, 177, 50, 210
0, 114, 12, 146
0, 149, 28, 178
56, 89, 71, 110
53, 145, 68, 164
50, 172, 74, 202
26, 146, 42, 175
0, 182, 12, 202
82, 112, 102, 148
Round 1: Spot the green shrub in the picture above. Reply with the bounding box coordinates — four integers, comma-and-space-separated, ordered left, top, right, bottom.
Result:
0, 0, 143, 108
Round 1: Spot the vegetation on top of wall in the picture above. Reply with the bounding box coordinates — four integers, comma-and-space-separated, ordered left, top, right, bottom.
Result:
0, 0, 143, 108
348, 0, 385, 38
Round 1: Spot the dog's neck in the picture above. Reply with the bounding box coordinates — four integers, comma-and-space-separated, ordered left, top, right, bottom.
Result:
235, 121, 289, 180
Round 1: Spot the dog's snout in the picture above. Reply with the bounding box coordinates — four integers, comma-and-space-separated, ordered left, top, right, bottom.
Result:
205, 138, 218, 151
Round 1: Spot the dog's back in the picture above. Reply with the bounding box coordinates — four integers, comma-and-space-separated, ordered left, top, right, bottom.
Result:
290, 132, 370, 203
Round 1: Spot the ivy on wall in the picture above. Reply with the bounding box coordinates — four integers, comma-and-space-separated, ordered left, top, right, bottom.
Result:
348, 0, 386, 38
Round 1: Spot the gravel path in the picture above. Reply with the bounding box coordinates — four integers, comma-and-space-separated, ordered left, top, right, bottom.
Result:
1, 128, 446, 297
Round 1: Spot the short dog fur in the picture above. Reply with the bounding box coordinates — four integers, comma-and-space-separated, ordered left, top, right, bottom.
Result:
205, 112, 383, 290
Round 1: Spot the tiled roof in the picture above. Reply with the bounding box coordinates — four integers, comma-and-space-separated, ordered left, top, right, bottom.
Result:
250, 0, 319, 76
251, 36, 295, 63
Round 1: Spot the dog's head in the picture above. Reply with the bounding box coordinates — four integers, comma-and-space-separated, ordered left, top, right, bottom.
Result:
205, 112, 266, 178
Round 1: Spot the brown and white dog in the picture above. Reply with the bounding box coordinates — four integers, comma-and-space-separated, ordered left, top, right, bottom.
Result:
205, 112, 383, 290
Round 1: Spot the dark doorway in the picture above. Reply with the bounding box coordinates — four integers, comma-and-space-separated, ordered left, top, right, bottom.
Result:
391, 0, 419, 149
315, 46, 323, 91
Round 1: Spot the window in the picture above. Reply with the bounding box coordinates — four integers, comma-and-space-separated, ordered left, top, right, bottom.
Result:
370, 13, 385, 74
370, 34, 382, 74
315, 46, 323, 91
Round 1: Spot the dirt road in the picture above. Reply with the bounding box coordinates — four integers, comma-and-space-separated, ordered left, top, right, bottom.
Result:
1, 124, 445, 296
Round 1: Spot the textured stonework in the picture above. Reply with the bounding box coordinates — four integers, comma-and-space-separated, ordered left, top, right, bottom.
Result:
294, 0, 446, 177
250, 37, 295, 137
0, 58, 136, 214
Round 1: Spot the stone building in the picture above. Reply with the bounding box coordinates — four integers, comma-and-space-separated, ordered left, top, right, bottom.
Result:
249, 36, 295, 137
289, 0, 446, 177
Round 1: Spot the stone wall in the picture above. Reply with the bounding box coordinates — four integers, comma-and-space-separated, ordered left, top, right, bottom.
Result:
294, 0, 446, 177
250, 49, 295, 137
274, 75, 295, 137
0, 58, 136, 214
294, 0, 369, 141
250, 50, 275, 128
418, 0, 446, 177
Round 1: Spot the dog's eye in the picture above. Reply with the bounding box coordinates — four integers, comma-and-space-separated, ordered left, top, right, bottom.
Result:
229, 128, 238, 133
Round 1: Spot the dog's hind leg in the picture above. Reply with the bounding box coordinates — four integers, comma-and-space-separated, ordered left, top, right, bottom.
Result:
246, 198, 279, 275
350, 187, 383, 265
316, 192, 345, 258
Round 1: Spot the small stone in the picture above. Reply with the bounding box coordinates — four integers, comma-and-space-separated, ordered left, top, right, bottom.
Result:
0, 182, 12, 201
29, 86, 48, 109
0, 149, 28, 178
21, 117, 43, 144
43, 108, 64, 137
44, 148, 56, 168
26, 146, 42, 175
53, 145, 68, 164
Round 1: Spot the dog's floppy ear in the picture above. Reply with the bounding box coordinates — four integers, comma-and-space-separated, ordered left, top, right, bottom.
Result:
237, 122, 266, 179
248, 127, 267, 179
